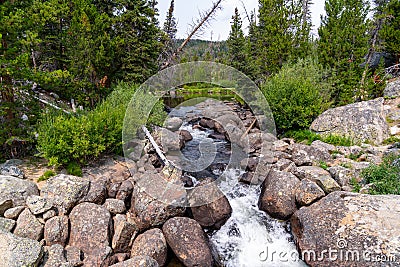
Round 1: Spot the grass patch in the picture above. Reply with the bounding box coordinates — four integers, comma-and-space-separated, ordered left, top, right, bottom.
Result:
66, 162, 82, 177
284, 130, 354, 147
319, 161, 328, 170
383, 136, 400, 145
37, 170, 56, 182
350, 177, 362, 193
360, 153, 400, 195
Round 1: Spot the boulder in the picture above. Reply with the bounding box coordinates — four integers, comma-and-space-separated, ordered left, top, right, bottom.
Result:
328, 166, 355, 187
4, 206, 25, 220
190, 178, 232, 229
295, 166, 341, 194
103, 199, 126, 214
0, 175, 39, 206
109, 256, 158, 267
112, 214, 138, 253
0, 163, 24, 179
80, 179, 107, 205
14, 208, 44, 241
165, 117, 183, 131
295, 178, 325, 206
291, 143, 332, 166
311, 98, 389, 145
41, 175, 90, 214
42, 244, 70, 267
0, 199, 13, 216
116, 180, 134, 204
178, 129, 193, 142
43, 210, 57, 221
163, 217, 213, 267
291, 191, 400, 267
26, 195, 53, 215
44, 215, 69, 246
0, 229, 43, 267
155, 128, 183, 152
258, 169, 300, 220
311, 140, 336, 152
0, 217, 16, 232
383, 78, 400, 98
128, 172, 185, 231
130, 228, 167, 266
69, 203, 111, 257
65, 246, 83, 267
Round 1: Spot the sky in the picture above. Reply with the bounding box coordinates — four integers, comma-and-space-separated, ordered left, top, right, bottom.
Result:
157, 0, 326, 41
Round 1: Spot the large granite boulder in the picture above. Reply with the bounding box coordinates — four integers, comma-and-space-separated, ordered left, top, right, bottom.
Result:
258, 169, 300, 220
41, 175, 90, 214
44, 215, 69, 246
163, 217, 213, 267
190, 178, 232, 229
0, 175, 39, 206
0, 229, 43, 267
130, 228, 167, 266
295, 166, 341, 194
384, 78, 400, 98
291, 191, 400, 267
69, 203, 112, 266
311, 98, 389, 145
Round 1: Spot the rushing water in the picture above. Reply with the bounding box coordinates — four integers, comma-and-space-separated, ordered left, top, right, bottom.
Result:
170, 104, 306, 267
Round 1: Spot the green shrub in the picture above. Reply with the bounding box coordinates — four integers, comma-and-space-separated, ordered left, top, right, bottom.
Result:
261, 58, 332, 133
38, 170, 56, 182
350, 177, 362, 193
285, 129, 354, 147
360, 154, 400, 195
319, 161, 328, 170
66, 162, 82, 177
322, 134, 354, 147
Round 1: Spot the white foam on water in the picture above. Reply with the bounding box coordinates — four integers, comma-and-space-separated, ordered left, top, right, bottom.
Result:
211, 169, 307, 267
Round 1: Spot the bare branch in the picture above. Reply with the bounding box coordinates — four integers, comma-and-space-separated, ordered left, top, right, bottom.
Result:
160, 0, 224, 70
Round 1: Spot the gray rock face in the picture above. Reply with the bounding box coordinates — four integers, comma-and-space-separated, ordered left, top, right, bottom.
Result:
384, 78, 400, 98
0, 175, 39, 206
0, 163, 24, 178
163, 217, 213, 267
291, 191, 400, 267
311, 98, 389, 145
130, 228, 167, 266
0, 229, 43, 267
26, 195, 53, 215
41, 175, 90, 214
291, 143, 332, 166
109, 256, 158, 267
44, 215, 69, 246
69, 203, 111, 256
14, 208, 44, 241
258, 169, 300, 220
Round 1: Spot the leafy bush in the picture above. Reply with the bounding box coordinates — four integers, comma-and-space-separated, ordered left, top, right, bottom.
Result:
37, 82, 167, 167
261, 58, 332, 133
359, 154, 400, 195
66, 162, 82, 177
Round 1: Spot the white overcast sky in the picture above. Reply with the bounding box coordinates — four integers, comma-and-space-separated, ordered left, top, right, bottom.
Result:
157, 0, 326, 41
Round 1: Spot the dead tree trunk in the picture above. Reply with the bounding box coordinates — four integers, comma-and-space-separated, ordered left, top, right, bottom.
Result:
160, 0, 223, 70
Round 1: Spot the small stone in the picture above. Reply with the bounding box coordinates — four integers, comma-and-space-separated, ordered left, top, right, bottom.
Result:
4, 206, 25, 220
295, 179, 325, 206
0, 217, 16, 232
112, 215, 138, 253
0, 199, 13, 216
26, 195, 53, 215
80, 179, 107, 205
165, 117, 183, 131
44, 215, 69, 246
109, 256, 158, 267
116, 180, 133, 204
43, 209, 57, 221
14, 208, 44, 241
103, 199, 126, 214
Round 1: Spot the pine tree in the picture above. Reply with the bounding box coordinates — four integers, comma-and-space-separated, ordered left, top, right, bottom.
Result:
318, 0, 370, 104
113, 0, 162, 82
227, 8, 248, 74
163, 0, 177, 41
381, 0, 400, 61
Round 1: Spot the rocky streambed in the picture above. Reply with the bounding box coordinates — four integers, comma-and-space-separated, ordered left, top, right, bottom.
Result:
1, 97, 400, 267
